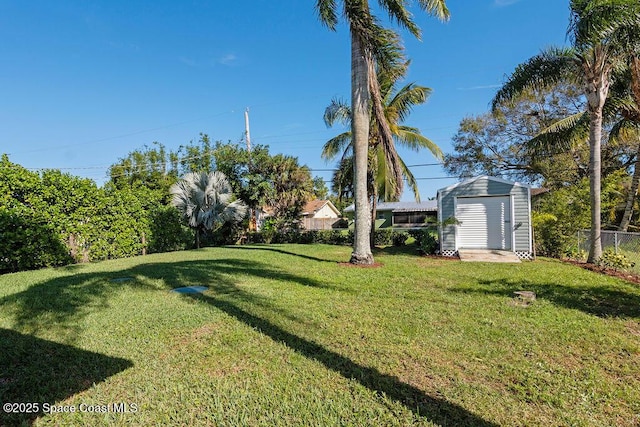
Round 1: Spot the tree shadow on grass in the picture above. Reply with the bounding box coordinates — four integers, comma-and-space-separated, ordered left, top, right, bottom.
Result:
453, 277, 640, 319
0, 258, 330, 342
2, 254, 497, 426
0, 328, 132, 426
186, 291, 498, 426
225, 245, 339, 263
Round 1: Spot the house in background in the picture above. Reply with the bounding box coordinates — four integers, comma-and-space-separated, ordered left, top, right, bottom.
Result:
343, 201, 437, 229
301, 200, 341, 230
437, 175, 533, 259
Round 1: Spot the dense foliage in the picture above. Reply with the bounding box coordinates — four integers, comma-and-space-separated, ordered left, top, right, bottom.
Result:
1, 136, 329, 273
0, 155, 191, 273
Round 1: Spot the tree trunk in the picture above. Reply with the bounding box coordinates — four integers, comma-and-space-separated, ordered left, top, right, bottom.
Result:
619, 144, 640, 231
195, 226, 201, 249
583, 50, 609, 263
587, 107, 603, 263
349, 30, 374, 265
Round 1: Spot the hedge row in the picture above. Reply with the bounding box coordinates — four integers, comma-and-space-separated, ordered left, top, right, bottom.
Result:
243, 228, 436, 250
0, 157, 193, 273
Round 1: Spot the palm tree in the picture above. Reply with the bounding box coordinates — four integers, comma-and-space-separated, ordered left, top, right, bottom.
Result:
323, 64, 443, 244
170, 171, 247, 249
316, 0, 449, 265
493, 0, 640, 263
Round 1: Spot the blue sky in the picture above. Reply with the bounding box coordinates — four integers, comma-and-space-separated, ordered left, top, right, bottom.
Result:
0, 0, 570, 200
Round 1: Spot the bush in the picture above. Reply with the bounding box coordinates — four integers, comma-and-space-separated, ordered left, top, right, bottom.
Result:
0, 207, 73, 273
392, 231, 409, 247
373, 229, 394, 246
596, 250, 635, 271
408, 229, 438, 255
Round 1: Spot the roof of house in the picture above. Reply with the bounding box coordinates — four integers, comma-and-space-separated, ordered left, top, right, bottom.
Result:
301, 200, 340, 216
531, 187, 550, 197
344, 200, 437, 213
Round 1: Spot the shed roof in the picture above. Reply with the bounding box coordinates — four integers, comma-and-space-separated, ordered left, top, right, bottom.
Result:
437, 175, 531, 194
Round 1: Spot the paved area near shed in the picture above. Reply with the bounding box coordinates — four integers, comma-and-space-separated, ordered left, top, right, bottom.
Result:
458, 249, 521, 263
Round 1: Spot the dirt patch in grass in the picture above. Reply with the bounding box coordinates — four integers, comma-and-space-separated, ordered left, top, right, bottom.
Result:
564, 259, 640, 285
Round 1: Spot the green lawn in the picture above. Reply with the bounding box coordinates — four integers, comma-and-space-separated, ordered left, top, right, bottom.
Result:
1, 244, 639, 426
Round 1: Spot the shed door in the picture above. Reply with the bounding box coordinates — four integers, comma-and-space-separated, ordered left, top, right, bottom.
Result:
456, 196, 511, 250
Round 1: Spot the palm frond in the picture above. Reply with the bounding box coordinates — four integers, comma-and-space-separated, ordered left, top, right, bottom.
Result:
387, 82, 431, 123
416, 0, 451, 22
321, 132, 352, 161
610, 118, 640, 144
398, 156, 420, 202
493, 47, 579, 111
394, 127, 443, 160
378, 0, 421, 38
323, 98, 351, 127
528, 111, 589, 154
315, 0, 338, 30
169, 171, 246, 231
571, 0, 640, 51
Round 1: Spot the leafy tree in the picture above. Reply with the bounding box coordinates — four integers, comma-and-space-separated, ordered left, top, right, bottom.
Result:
109, 141, 178, 198
264, 154, 315, 230
492, 0, 640, 263
316, 0, 450, 265
312, 176, 329, 200
446, 84, 591, 185
212, 141, 318, 232
170, 171, 247, 249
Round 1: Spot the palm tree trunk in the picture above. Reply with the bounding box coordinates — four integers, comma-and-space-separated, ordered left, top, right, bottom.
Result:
349, 30, 374, 265
583, 49, 610, 264
619, 145, 640, 231
587, 107, 603, 263
195, 226, 201, 249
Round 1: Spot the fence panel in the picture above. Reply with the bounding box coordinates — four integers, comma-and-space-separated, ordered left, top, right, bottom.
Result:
577, 230, 640, 270
302, 218, 341, 231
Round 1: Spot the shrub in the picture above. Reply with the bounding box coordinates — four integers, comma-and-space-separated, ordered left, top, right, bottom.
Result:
373, 229, 394, 246
596, 250, 635, 271
392, 231, 409, 247
0, 207, 73, 273
408, 229, 438, 255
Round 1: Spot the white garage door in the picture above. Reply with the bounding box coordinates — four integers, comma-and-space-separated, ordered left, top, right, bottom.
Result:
456, 196, 511, 250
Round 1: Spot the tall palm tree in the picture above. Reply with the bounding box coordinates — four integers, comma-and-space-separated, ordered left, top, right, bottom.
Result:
323, 64, 443, 243
493, 0, 640, 263
170, 171, 247, 249
316, 0, 449, 265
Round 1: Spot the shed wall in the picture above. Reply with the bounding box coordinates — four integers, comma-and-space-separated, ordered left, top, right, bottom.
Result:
438, 177, 531, 253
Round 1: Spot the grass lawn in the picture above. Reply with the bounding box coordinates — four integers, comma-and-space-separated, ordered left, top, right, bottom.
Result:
1, 244, 639, 426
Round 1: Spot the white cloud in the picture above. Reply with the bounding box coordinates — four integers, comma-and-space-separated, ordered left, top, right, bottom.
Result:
218, 54, 238, 66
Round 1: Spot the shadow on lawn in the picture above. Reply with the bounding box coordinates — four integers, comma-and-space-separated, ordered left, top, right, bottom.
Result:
454, 277, 640, 318
225, 245, 339, 263
0, 328, 132, 426
0, 258, 331, 341
186, 292, 497, 426
2, 254, 496, 426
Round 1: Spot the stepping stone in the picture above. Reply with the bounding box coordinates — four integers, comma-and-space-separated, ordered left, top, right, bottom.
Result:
171, 286, 208, 294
